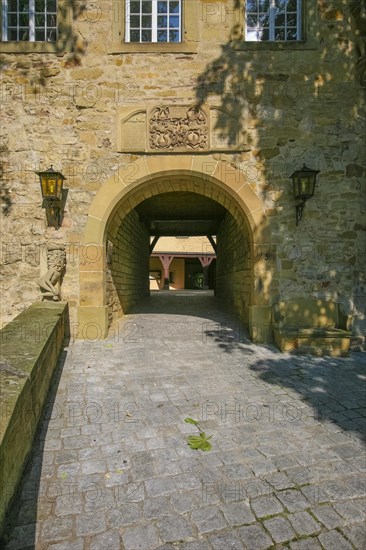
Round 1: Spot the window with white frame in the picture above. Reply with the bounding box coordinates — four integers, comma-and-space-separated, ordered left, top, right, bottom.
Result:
246, 0, 301, 42
125, 0, 181, 43
2, 0, 57, 42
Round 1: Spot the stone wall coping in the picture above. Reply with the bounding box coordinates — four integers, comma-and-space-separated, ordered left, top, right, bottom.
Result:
0, 302, 68, 536
0, 302, 67, 445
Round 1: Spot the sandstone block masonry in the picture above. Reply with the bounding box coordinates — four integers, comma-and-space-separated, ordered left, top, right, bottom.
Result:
0, 0, 365, 345
106, 209, 150, 325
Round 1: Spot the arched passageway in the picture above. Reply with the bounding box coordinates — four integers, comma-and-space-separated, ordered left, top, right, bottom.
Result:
105, 190, 249, 324
78, 156, 272, 342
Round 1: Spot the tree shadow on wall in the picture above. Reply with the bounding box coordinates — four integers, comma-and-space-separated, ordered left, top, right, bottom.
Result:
1, 1, 89, 74
192, 0, 366, 444
0, 1, 89, 217
194, 0, 365, 335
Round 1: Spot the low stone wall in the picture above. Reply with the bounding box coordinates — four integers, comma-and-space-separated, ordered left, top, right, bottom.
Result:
0, 302, 69, 537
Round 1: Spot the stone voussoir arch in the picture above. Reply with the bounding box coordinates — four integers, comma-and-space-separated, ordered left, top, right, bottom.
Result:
78, 155, 270, 340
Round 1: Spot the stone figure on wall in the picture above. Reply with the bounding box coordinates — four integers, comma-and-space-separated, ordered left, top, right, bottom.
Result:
39, 244, 66, 301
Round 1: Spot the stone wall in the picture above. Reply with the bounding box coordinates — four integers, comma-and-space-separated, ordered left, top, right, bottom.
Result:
0, 302, 68, 537
216, 211, 251, 325
107, 209, 150, 324
0, 0, 365, 343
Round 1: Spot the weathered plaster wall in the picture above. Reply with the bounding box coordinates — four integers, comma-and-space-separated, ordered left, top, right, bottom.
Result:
0, 0, 365, 343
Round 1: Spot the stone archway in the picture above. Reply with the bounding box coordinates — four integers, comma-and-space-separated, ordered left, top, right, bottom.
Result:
78, 155, 272, 342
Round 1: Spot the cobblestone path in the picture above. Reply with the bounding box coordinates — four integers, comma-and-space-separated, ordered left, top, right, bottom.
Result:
2, 291, 366, 549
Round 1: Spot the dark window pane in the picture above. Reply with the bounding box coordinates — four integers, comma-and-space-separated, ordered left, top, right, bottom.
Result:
48, 0, 57, 11
258, 13, 269, 26
141, 29, 151, 41
19, 13, 29, 25
276, 0, 288, 10
130, 1, 140, 14
246, 0, 257, 10
287, 0, 297, 10
47, 14, 56, 25
275, 27, 286, 40
142, 15, 151, 26
35, 0, 45, 11
157, 29, 167, 41
9, 14, 18, 25
275, 13, 285, 25
157, 1, 167, 13
259, 0, 269, 10
169, 29, 179, 41
130, 15, 140, 26
8, 29, 19, 40
130, 29, 140, 41
247, 14, 258, 26
287, 14, 297, 26
36, 14, 45, 25
141, 1, 152, 13
46, 29, 56, 40
35, 29, 45, 40
287, 28, 298, 40
259, 27, 269, 40
169, 1, 179, 14
19, 0, 29, 12
9, 0, 18, 11
19, 27, 29, 40
169, 15, 179, 27
157, 15, 167, 27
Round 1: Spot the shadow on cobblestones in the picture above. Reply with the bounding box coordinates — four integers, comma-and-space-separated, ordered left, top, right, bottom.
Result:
249, 354, 366, 442
131, 290, 257, 354
2, 292, 365, 549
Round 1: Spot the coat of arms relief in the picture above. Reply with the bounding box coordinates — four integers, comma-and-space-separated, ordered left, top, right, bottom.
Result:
149, 106, 209, 151
117, 104, 242, 152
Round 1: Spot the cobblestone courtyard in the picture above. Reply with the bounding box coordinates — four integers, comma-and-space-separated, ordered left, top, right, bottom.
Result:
2, 291, 366, 550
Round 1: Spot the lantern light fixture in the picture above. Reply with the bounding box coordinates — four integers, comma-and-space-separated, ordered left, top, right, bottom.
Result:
290, 163, 320, 225
37, 166, 66, 229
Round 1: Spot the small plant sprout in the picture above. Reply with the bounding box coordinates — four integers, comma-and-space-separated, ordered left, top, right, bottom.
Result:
184, 417, 213, 451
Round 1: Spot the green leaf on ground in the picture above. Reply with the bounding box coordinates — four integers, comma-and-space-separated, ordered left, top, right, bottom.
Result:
187, 434, 212, 451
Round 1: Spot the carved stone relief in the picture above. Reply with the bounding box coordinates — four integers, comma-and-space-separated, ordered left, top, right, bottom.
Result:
117, 104, 243, 153
148, 106, 209, 151
39, 243, 66, 301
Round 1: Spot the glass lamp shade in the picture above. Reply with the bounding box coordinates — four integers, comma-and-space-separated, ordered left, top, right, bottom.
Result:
290, 164, 319, 201
37, 167, 65, 200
